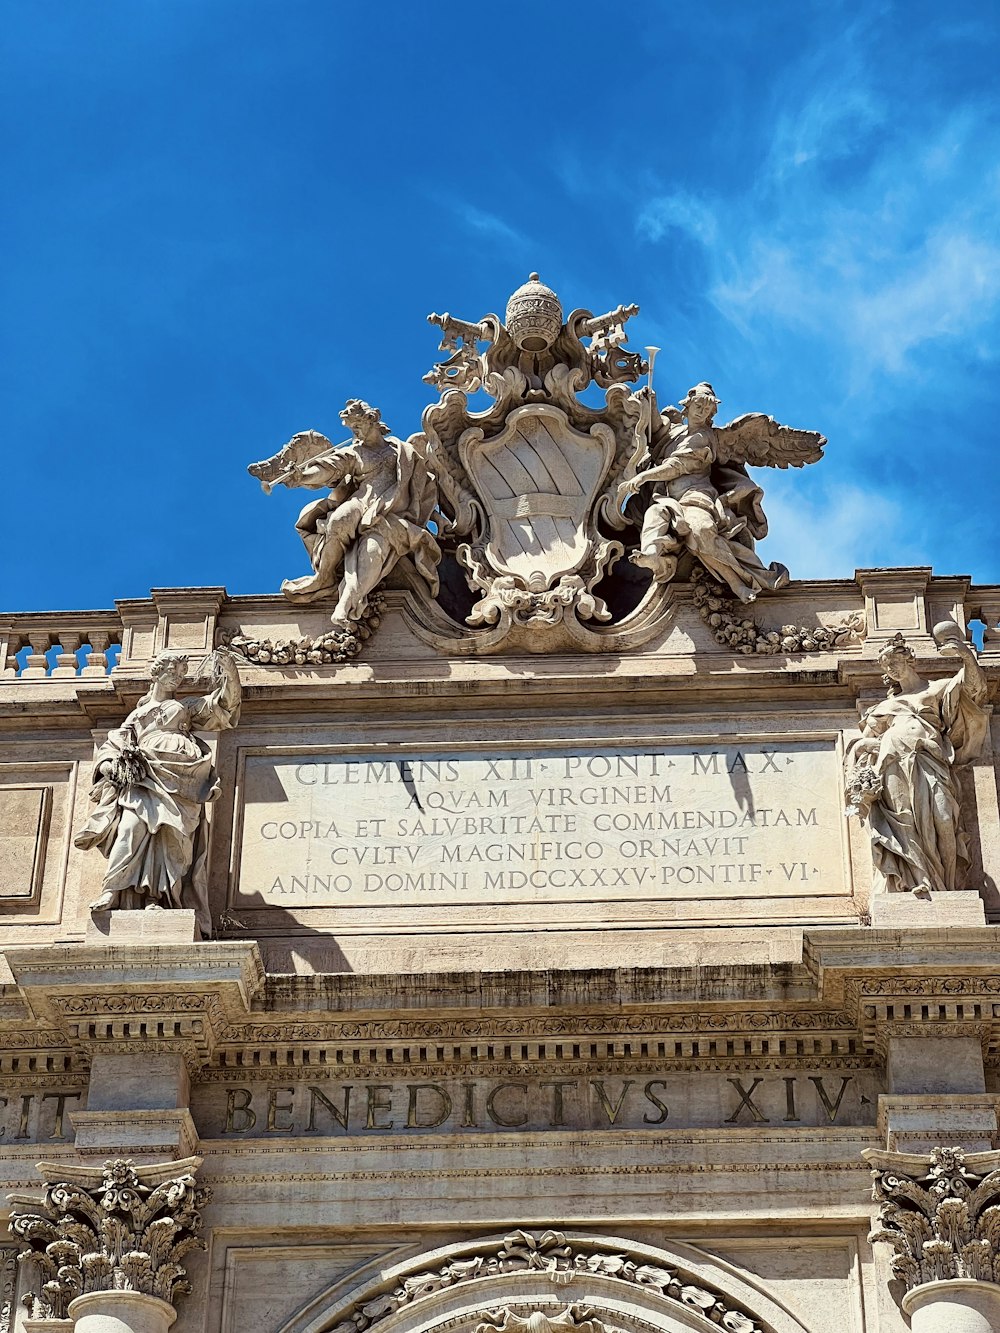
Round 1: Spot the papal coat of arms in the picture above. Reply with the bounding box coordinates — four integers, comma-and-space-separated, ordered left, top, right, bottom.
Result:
243, 274, 835, 658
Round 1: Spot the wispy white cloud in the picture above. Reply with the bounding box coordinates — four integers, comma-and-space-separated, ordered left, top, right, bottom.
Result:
453, 204, 526, 246
637, 191, 718, 247
757, 483, 915, 580
637, 58, 1000, 386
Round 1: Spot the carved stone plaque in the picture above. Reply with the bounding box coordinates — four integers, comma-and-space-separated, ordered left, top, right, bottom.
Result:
236, 742, 848, 909
0, 785, 49, 900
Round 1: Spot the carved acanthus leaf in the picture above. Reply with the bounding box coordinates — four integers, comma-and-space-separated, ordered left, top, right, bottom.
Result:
9, 1158, 209, 1320
866, 1146, 1000, 1290
475, 1304, 609, 1333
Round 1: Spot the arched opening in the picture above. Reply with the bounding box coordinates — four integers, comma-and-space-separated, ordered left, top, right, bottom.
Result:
278, 1230, 815, 1333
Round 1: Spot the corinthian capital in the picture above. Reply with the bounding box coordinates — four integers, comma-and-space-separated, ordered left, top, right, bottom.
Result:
863, 1145, 1000, 1291
7, 1156, 209, 1321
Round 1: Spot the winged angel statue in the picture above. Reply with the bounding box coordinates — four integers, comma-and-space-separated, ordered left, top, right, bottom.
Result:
242, 275, 827, 655
248, 398, 440, 630
618, 382, 826, 603
421, 275, 826, 643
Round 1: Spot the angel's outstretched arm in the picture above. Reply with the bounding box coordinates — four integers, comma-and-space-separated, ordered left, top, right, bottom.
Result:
618, 441, 713, 497
290, 448, 353, 490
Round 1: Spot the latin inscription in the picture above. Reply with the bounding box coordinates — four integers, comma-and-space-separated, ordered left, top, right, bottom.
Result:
2, 1075, 877, 1143
238, 743, 846, 907
192, 1070, 878, 1138
0, 1091, 81, 1142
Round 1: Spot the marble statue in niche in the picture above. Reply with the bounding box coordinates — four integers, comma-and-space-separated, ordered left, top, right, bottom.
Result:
74, 648, 241, 933
249, 398, 440, 630
617, 381, 826, 604
844, 626, 988, 894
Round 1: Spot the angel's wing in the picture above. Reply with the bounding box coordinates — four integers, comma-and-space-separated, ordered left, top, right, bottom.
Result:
714, 414, 826, 469
247, 430, 335, 493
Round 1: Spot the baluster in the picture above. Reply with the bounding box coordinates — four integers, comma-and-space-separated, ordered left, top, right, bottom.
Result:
983, 598, 1000, 648
1, 628, 25, 678
81, 630, 113, 677
21, 631, 54, 678
51, 630, 83, 677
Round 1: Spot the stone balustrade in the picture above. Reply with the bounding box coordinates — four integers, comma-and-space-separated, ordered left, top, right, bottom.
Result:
0, 582, 997, 684
0, 611, 122, 679
968, 587, 1000, 652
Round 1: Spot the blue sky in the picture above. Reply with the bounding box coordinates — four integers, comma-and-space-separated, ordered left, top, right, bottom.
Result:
3, 1, 999, 612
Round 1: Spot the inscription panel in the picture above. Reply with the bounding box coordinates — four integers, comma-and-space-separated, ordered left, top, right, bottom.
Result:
191, 1070, 881, 1138
236, 741, 848, 908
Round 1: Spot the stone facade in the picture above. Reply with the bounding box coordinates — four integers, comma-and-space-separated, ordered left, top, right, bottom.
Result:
4, 278, 1000, 1333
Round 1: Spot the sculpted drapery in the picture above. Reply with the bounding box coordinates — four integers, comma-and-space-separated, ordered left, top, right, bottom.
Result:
251, 398, 440, 629
74, 648, 241, 933
845, 630, 987, 895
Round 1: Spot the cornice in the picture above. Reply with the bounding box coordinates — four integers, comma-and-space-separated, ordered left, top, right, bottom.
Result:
2, 941, 265, 1072
4, 935, 1000, 1077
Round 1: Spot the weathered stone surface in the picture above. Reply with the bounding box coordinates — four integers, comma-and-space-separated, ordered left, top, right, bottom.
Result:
0, 785, 48, 899
237, 740, 846, 911
3, 275, 1000, 1333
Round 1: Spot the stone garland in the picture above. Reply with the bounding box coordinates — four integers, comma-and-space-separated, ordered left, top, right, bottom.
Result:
868, 1146, 1000, 1290
219, 573, 865, 664
326, 1230, 759, 1333
10, 1158, 209, 1320
218, 594, 386, 666
691, 568, 865, 655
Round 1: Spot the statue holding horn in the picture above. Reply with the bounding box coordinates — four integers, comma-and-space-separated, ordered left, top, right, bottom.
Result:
249, 399, 441, 628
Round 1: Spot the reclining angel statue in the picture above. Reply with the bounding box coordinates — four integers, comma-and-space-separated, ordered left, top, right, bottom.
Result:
249, 399, 440, 629
74, 647, 241, 935
616, 382, 826, 603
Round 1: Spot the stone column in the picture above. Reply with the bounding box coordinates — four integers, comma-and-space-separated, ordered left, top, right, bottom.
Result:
7, 1156, 208, 1332
68, 1291, 177, 1333
864, 1145, 1000, 1333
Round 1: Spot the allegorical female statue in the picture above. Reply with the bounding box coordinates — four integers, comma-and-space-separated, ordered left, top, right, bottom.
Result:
249, 398, 440, 629
74, 648, 241, 933
844, 627, 988, 895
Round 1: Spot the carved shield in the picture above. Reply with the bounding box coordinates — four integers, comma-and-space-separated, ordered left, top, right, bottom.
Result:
458, 405, 615, 588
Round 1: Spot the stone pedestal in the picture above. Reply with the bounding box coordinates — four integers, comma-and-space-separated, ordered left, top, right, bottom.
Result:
869, 890, 986, 927
68, 1292, 177, 1333
85, 910, 200, 943
902, 1278, 1000, 1333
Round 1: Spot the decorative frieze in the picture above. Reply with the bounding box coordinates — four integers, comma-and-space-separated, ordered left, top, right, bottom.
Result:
324, 1231, 760, 1333
8, 1157, 208, 1320
477, 1308, 607, 1333
864, 1145, 1000, 1290
0, 1247, 16, 1333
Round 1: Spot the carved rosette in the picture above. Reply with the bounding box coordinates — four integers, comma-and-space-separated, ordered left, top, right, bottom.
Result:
8, 1157, 209, 1320
864, 1146, 1000, 1290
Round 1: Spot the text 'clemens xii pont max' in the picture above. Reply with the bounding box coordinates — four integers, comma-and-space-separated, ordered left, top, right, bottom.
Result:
238, 743, 845, 908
